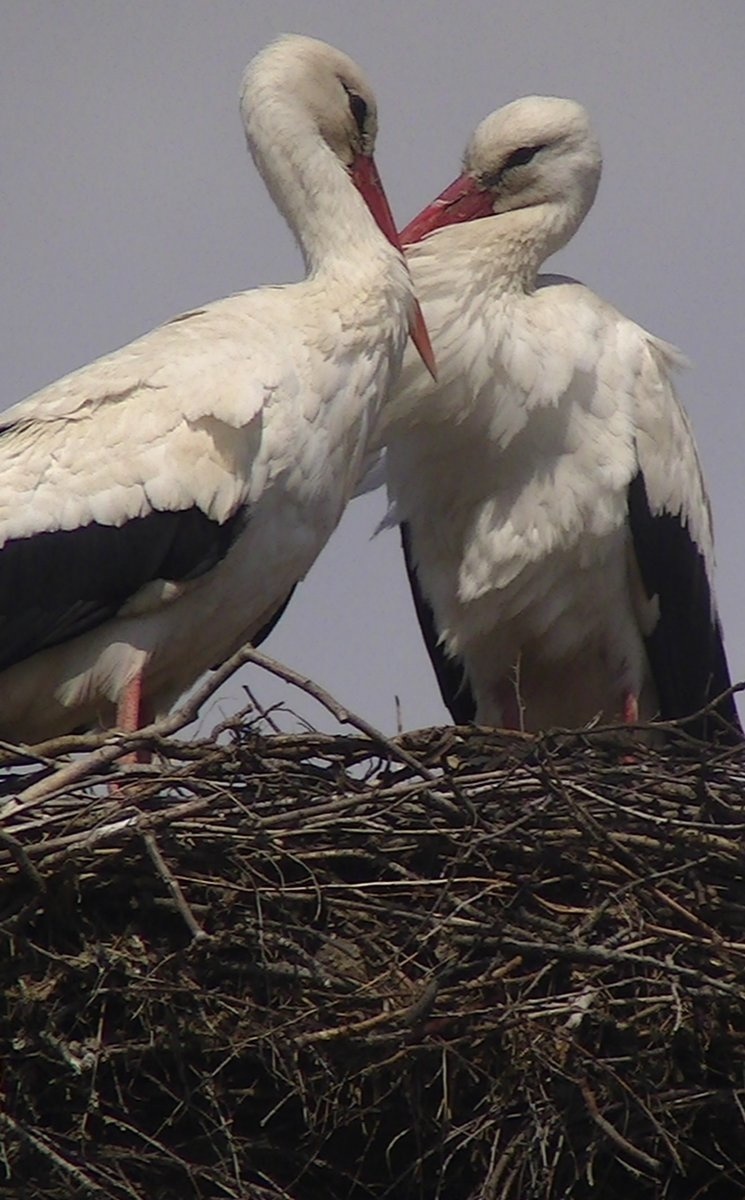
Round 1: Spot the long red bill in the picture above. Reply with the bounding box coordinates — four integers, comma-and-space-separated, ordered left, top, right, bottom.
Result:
351, 154, 437, 380
400, 173, 494, 246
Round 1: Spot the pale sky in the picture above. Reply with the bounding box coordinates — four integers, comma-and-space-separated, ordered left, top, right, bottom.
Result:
2, 1, 743, 735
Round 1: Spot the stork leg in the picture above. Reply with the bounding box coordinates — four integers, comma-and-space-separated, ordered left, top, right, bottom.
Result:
622, 690, 639, 726
116, 671, 153, 764
496, 678, 523, 731
618, 689, 641, 764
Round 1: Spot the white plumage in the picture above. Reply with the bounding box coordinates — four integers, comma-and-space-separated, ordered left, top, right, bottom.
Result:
0, 34, 432, 742
381, 96, 741, 740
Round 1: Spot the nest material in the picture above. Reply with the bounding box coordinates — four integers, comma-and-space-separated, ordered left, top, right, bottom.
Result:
1, 707, 745, 1200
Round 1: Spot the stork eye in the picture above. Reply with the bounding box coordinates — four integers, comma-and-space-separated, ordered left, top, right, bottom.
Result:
343, 86, 368, 135
503, 143, 545, 171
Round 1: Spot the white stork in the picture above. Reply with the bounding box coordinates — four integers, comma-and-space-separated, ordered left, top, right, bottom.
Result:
0, 34, 434, 743
381, 96, 742, 741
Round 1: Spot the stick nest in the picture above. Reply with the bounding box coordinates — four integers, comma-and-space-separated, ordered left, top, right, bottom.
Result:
1, 711, 745, 1199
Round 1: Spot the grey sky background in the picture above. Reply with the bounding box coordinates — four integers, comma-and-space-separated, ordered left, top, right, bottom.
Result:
1, 1, 743, 735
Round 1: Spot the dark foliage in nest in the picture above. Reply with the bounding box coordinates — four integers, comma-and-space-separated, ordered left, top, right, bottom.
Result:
1, 683, 745, 1199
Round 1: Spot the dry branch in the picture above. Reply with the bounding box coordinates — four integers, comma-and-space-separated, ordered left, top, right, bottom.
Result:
1, 676, 745, 1199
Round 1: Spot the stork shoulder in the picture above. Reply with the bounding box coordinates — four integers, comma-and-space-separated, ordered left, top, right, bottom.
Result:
0, 298, 290, 542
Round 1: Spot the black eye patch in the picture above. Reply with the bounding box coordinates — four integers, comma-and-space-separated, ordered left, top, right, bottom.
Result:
342, 84, 368, 135
502, 143, 546, 171
479, 143, 547, 189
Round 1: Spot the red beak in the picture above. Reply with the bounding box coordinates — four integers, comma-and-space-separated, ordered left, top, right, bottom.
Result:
351, 154, 437, 380
400, 172, 494, 246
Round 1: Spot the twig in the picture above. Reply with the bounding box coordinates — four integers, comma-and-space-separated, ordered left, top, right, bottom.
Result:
233, 646, 438, 783
239, 683, 284, 734
0, 1111, 120, 1197
580, 1078, 662, 1174
5, 644, 437, 812
552, 681, 745, 747
0, 829, 46, 892
497, 936, 745, 1000
293, 978, 439, 1046
143, 832, 207, 941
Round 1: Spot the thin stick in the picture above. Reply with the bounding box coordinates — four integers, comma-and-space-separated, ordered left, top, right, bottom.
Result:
0, 1111, 114, 1197
143, 832, 207, 941
0, 830, 46, 892
580, 1078, 662, 1174
8, 644, 436, 811
232, 646, 438, 782
497, 935, 745, 1000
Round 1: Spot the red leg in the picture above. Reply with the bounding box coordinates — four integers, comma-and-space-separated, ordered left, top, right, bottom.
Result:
619, 689, 640, 764
622, 690, 639, 725
116, 671, 153, 763
496, 678, 522, 731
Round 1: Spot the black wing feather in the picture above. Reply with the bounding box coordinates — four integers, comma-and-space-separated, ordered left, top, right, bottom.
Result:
0, 505, 248, 673
400, 521, 476, 724
627, 471, 742, 743
251, 586, 297, 649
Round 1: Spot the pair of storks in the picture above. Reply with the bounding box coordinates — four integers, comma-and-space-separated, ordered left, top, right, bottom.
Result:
0, 35, 740, 745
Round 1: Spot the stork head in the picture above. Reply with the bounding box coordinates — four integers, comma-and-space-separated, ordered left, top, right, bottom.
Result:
241, 35, 380, 170
241, 35, 435, 376
401, 96, 602, 249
